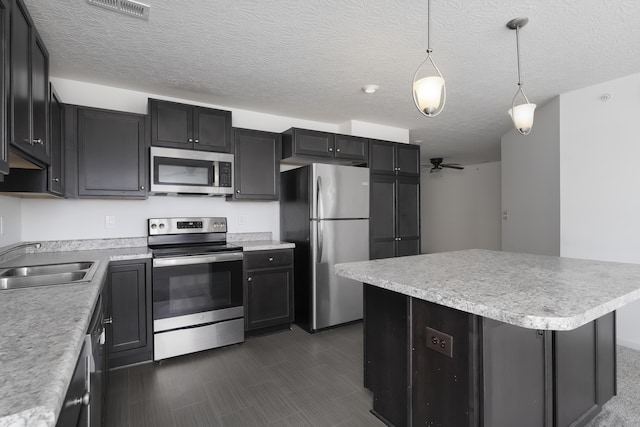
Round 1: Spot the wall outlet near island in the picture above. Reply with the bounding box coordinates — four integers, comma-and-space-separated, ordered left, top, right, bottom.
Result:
105, 215, 116, 229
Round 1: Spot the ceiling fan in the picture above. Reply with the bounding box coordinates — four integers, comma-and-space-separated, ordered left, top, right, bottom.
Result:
421, 158, 464, 173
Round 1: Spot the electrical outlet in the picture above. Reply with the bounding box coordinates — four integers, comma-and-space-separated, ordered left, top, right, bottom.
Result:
0, 216, 3, 235
502, 210, 509, 220
238, 215, 246, 226
426, 327, 454, 358
105, 215, 116, 229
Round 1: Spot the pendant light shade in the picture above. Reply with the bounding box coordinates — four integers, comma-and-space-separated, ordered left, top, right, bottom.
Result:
412, 0, 446, 117
507, 17, 536, 135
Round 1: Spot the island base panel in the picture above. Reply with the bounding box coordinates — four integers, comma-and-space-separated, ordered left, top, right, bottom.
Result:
363, 284, 616, 427
364, 284, 409, 427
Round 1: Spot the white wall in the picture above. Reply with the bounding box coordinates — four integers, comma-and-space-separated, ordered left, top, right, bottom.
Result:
421, 162, 501, 254
559, 73, 640, 350
501, 97, 561, 256
0, 195, 22, 246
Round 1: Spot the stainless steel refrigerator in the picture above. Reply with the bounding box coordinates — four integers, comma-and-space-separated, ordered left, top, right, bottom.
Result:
281, 163, 370, 332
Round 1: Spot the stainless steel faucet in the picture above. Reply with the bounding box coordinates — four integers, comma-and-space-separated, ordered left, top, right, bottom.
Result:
0, 242, 42, 258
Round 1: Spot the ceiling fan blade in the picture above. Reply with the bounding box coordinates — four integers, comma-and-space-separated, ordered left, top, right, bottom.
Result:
442, 163, 462, 166
442, 165, 464, 170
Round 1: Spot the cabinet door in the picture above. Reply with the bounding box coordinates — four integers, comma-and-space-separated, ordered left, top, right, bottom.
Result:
370, 174, 397, 259
396, 144, 420, 176
233, 128, 281, 200
48, 84, 64, 195
150, 99, 193, 148
335, 135, 368, 162
292, 128, 334, 158
397, 177, 420, 240
30, 32, 49, 162
397, 238, 420, 257
369, 140, 396, 174
107, 262, 150, 355
77, 108, 147, 198
194, 106, 232, 152
0, 0, 9, 175
246, 267, 293, 330
10, 0, 31, 156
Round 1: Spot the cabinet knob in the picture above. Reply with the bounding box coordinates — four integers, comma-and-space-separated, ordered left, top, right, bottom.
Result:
236, 190, 240, 193
268, 257, 274, 262
247, 277, 252, 282
103, 317, 113, 325
66, 392, 90, 408
194, 139, 199, 143
336, 148, 340, 152
328, 147, 333, 152
188, 138, 193, 143
140, 186, 145, 190
52, 177, 60, 183
33, 138, 43, 145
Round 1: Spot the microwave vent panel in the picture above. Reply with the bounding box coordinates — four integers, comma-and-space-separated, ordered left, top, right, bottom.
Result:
86, 0, 150, 20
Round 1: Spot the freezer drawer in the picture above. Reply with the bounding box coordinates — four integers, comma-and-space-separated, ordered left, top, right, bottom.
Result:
311, 218, 369, 330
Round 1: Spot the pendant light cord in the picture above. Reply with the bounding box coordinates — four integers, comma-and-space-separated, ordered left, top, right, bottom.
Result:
516, 25, 522, 86
427, 0, 432, 53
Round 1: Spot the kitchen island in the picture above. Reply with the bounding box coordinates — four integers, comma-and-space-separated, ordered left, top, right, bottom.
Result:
335, 249, 640, 427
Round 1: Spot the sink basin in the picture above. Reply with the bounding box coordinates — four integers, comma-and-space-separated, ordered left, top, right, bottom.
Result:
0, 262, 94, 277
0, 261, 98, 290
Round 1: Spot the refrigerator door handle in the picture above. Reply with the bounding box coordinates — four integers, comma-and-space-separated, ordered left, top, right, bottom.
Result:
316, 175, 324, 263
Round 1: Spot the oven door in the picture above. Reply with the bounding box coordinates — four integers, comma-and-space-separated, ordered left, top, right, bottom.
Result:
152, 252, 244, 332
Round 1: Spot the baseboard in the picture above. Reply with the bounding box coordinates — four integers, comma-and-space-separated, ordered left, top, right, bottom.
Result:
617, 338, 640, 351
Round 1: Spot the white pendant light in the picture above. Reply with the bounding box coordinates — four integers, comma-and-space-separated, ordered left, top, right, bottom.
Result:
507, 17, 536, 135
412, 0, 446, 117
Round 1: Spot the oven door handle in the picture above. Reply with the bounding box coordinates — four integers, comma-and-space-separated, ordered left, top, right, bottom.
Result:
153, 252, 244, 267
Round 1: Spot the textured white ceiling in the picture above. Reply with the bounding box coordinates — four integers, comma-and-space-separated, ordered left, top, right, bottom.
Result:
24, 0, 640, 165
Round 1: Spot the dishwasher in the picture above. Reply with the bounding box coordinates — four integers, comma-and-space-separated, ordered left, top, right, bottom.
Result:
56, 295, 106, 427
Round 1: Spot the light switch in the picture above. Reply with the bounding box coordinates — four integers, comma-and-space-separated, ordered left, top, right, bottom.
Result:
502, 210, 509, 220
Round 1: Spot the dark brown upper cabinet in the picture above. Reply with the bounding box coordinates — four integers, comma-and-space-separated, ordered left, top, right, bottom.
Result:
76, 106, 147, 199
369, 140, 420, 177
149, 98, 232, 153
281, 128, 368, 164
10, 0, 49, 165
48, 84, 64, 196
0, 0, 9, 175
231, 128, 281, 201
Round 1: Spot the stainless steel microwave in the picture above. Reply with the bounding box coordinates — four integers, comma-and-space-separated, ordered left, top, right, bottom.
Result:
150, 147, 234, 196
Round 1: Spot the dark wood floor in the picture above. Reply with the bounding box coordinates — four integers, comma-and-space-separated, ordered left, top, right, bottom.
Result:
106, 322, 382, 427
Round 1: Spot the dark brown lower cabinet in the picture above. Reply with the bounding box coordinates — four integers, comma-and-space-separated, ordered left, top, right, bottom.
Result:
363, 284, 616, 427
106, 259, 152, 368
244, 249, 294, 334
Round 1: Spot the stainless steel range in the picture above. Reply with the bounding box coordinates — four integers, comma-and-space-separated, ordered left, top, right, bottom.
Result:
148, 217, 244, 361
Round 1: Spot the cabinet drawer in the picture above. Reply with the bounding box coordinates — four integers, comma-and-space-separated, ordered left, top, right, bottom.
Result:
244, 249, 293, 269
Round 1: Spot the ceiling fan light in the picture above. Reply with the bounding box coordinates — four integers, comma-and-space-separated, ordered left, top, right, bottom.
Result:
413, 76, 445, 116
508, 102, 536, 135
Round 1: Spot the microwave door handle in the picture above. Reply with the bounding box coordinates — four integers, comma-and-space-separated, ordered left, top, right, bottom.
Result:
213, 161, 219, 187
153, 253, 243, 267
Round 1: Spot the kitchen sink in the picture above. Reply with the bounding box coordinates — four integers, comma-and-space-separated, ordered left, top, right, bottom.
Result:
0, 261, 98, 290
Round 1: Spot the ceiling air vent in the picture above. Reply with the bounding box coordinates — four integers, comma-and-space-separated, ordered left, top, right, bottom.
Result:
86, 0, 150, 20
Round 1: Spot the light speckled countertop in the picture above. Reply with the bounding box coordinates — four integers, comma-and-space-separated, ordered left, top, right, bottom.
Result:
236, 240, 295, 251
0, 246, 150, 427
335, 249, 640, 331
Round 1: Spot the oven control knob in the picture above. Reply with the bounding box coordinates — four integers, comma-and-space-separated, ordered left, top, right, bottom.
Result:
159, 223, 165, 229
151, 224, 157, 230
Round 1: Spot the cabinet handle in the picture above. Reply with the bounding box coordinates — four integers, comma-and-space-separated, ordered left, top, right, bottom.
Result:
52, 177, 60, 183
268, 257, 274, 262
33, 139, 43, 145
247, 277, 252, 282
103, 317, 113, 325
66, 392, 90, 408
194, 139, 199, 143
